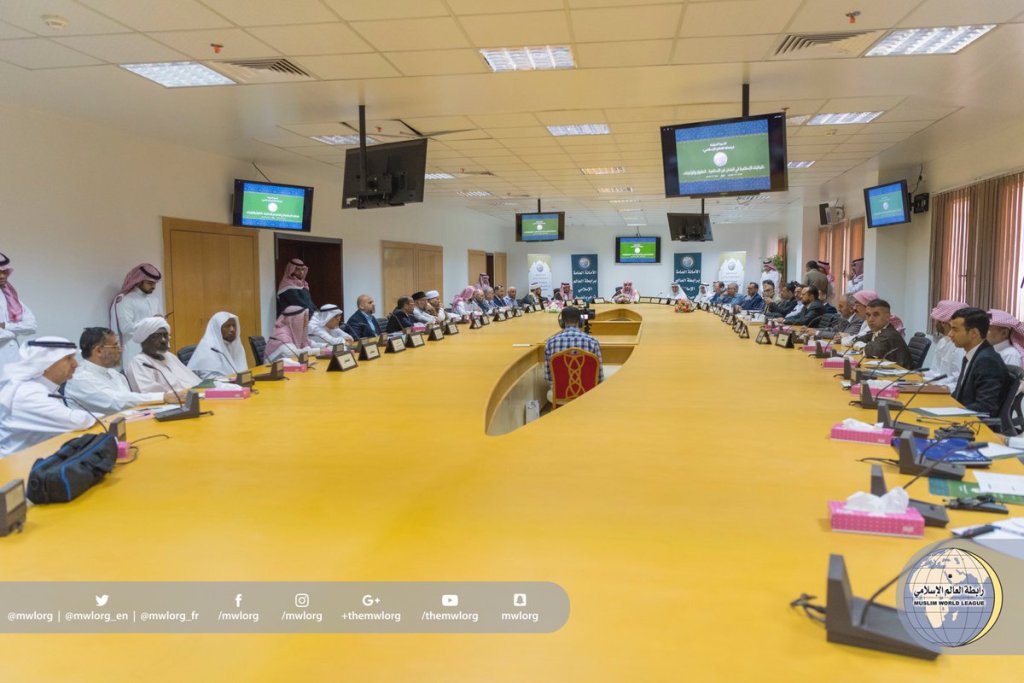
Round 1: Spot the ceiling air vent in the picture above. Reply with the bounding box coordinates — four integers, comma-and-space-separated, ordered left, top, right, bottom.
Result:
207, 58, 315, 84
773, 30, 885, 59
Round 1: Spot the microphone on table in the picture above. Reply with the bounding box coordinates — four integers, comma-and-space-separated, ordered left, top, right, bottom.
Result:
886, 373, 948, 427
852, 366, 929, 409
48, 391, 106, 431
902, 438, 984, 490
211, 348, 254, 387
855, 346, 903, 382
141, 361, 201, 421
141, 362, 183, 408
269, 337, 307, 363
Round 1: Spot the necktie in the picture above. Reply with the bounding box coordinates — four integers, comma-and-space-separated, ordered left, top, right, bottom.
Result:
953, 355, 970, 399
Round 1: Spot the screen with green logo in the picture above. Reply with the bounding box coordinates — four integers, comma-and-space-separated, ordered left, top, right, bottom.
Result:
232, 180, 313, 231
616, 236, 661, 264
516, 212, 564, 242
864, 180, 910, 228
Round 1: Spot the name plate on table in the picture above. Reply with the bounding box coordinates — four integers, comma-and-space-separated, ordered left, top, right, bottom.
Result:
522, 306, 532, 314
480, 314, 491, 326
532, 304, 543, 312
445, 322, 460, 335
638, 296, 654, 303
661, 298, 672, 305
738, 322, 750, 339
428, 326, 445, 341
376, 334, 388, 347
513, 308, 523, 318
776, 331, 794, 348
495, 310, 507, 321
327, 351, 358, 371
720, 310, 729, 321
359, 343, 380, 360
755, 328, 772, 345
254, 360, 285, 381
732, 319, 742, 333
593, 298, 607, 304
233, 370, 254, 388
406, 333, 425, 348
469, 317, 483, 329
386, 337, 406, 353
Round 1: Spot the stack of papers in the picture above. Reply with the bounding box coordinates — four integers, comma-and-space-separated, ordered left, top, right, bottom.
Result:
974, 472, 1024, 496
911, 406, 983, 417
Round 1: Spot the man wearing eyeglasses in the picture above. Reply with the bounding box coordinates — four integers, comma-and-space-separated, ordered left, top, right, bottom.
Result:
66, 327, 182, 415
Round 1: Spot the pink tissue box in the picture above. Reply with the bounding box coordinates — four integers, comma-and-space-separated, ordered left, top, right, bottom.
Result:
830, 424, 895, 445
849, 383, 900, 399
284, 363, 308, 373
823, 356, 858, 369
204, 387, 251, 399
828, 500, 924, 538
802, 343, 833, 353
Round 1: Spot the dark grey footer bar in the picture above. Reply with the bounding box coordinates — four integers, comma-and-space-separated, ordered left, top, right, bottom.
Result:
0, 582, 569, 633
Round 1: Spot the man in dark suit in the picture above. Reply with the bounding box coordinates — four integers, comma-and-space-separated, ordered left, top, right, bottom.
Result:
346, 294, 381, 340
949, 307, 1012, 417
783, 285, 826, 327
386, 296, 417, 333
855, 299, 912, 368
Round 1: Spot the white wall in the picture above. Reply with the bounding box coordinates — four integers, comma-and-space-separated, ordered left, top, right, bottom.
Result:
503, 220, 785, 299
0, 101, 505, 345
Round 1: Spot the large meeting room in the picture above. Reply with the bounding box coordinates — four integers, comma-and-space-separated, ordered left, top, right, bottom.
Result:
3, 0, 1024, 680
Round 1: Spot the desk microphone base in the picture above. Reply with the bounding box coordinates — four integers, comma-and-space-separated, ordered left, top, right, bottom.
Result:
869, 465, 948, 527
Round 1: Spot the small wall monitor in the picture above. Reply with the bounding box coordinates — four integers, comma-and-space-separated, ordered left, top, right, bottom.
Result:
864, 180, 911, 228
232, 180, 313, 231
616, 236, 661, 264
668, 213, 713, 242
516, 212, 565, 242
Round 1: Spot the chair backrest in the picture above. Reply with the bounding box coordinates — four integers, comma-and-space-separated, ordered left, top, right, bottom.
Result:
248, 335, 267, 366
998, 366, 1024, 435
549, 348, 601, 406
907, 332, 931, 370
176, 344, 197, 365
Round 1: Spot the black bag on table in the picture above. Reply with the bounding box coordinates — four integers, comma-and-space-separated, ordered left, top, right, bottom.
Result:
27, 432, 118, 504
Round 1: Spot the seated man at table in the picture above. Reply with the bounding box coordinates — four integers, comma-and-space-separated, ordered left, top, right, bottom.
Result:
987, 309, 1024, 369
855, 299, 912, 368
949, 306, 1013, 417
187, 312, 250, 380
708, 281, 725, 305
765, 282, 798, 319
720, 282, 743, 308
409, 292, 437, 326
544, 306, 604, 393
66, 327, 179, 414
386, 296, 417, 333
736, 282, 763, 312
807, 294, 862, 340
308, 304, 354, 346
926, 299, 968, 392
502, 286, 518, 308
126, 317, 202, 393
266, 306, 321, 362
783, 285, 825, 327
426, 291, 452, 324
762, 281, 779, 305
0, 337, 94, 456
346, 294, 382, 339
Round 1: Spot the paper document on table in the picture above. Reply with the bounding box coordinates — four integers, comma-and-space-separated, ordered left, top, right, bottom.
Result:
912, 406, 982, 417
978, 444, 1024, 459
974, 472, 1024, 496
861, 360, 896, 368
871, 368, 909, 376
951, 519, 1024, 561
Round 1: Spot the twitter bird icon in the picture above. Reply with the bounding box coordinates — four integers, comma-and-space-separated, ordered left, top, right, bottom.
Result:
95, 595, 109, 607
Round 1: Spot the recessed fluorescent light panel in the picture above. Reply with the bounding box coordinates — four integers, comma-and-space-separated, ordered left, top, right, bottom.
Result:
312, 135, 377, 145
609, 199, 638, 204
807, 112, 883, 126
580, 167, 625, 175
788, 161, 815, 169
425, 172, 455, 180
457, 190, 491, 197
547, 124, 609, 137
597, 187, 633, 193
480, 45, 575, 72
786, 115, 810, 126
866, 25, 996, 56
120, 62, 235, 87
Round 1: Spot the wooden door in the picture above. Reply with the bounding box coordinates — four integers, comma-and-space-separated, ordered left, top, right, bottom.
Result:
162, 217, 261, 367
382, 241, 443, 311
275, 236, 343, 312
468, 249, 488, 286
493, 252, 508, 289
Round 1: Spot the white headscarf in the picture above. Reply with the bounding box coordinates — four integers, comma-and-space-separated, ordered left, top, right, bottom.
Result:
0, 336, 77, 409
309, 304, 347, 343
132, 316, 170, 344
669, 282, 688, 301
187, 312, 247, 376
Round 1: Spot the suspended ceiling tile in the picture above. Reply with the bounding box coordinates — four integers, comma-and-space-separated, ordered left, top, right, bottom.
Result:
150, 28, 279, 60
570, 4, 684, 42
349, 17, 471, 52
0, 0, 131, 36
458, 11, 571, 46
295, 52, 400, 79
679, 0, 801, 37
576, 39, 672, 68
0, 39, 102, 68
385, 49, 489, 76
247, 23, 373, 55
200, 0, 337, 26
54, 33, 187, 63
322, 0, 450, 21
672, 35, 777, 64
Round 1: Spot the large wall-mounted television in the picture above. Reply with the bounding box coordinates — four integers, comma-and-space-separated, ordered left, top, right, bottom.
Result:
342, 138, 428, 209
616, 236, 661, 264
516, 212, 565, 242
660, 112, 788, 198
668, 213, 713, 242
232, 180, 314, 232
864, 180, 911, 228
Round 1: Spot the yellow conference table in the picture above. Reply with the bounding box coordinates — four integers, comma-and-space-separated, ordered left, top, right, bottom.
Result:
0, 306, 1020, 681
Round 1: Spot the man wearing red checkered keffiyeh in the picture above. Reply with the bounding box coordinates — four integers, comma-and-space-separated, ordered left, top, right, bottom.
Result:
987, 309, 1024, 369
928, 299, 969, 391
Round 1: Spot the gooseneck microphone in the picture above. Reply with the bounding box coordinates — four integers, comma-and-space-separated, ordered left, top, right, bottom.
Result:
268, 337, 304, 361
211, 347, 239, 375
902, 438, 984, 490
141, 361, 185, 408
890, 374, 949, 423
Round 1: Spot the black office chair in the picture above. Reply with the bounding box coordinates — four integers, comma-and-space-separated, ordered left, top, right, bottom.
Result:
341, 323, 357, 339
248, 335, 267, 366
375, 317, 389, 333
176, 345, 197, 364
907, 332, 931, 370
981, 367, 1024, 436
